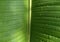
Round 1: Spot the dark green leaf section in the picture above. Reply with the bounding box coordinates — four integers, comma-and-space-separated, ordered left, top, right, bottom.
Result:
31, 0, 60, 42
0, 0, 28, 42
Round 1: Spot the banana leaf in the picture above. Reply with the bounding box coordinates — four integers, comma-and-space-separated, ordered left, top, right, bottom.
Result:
30, 0, 60, 42
0, 0, 28, 42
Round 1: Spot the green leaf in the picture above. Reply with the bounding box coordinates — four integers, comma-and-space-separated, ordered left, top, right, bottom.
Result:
0, 0, 28, 42
30, 0, 60, 42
